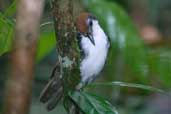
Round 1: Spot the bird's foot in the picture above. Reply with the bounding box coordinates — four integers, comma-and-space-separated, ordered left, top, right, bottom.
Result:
75, 83, 84, 91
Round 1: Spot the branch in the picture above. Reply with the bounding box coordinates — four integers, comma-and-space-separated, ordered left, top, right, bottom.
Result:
3, 0, 44, 114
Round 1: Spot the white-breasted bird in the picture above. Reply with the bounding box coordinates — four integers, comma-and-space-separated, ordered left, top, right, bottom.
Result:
76, 12, 110, 88
39, 12, 110, 111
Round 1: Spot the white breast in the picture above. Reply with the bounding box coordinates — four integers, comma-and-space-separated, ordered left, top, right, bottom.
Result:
80, 20, 109, 83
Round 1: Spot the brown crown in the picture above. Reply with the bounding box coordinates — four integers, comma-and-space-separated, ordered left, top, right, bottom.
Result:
76, 12, 90, 33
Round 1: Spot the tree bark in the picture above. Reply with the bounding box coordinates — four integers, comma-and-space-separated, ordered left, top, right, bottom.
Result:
3, 0, 44, 114
53, 0, 82, 113
53, 0, 80, 92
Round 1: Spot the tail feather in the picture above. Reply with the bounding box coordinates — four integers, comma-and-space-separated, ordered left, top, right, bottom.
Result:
39, 76, 63, 110
47, 86, 63, 111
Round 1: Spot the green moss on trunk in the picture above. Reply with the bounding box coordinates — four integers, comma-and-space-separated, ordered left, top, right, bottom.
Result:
53, 0, 80, 93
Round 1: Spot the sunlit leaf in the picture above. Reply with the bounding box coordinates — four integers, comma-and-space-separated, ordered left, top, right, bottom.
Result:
69, 91, 119, 114
36, 31, 56, 62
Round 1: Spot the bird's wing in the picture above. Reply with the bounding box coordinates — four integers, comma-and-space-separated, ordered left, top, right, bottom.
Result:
39, 59, 63, 111
77, 32, 86, 60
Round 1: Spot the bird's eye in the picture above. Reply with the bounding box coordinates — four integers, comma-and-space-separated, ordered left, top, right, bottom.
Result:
89, 20, 93, 26
87, 18, 93, 26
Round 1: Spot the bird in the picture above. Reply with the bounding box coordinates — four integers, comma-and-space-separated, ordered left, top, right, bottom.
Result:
39, 12, 110, 111
76, 12, 110, 89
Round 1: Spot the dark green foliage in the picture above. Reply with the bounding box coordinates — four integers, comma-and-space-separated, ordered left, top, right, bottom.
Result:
69, 91, 118, 114
148, 48, 171, 87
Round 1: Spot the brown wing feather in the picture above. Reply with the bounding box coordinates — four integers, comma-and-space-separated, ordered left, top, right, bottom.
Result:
39, 63, 63, 111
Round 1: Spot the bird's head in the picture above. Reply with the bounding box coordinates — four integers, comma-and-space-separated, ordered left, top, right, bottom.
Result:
76, 12, 96, 45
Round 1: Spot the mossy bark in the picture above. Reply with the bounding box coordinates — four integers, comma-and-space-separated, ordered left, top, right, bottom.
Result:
53, 0, 84, 113
53, 0, 80, 92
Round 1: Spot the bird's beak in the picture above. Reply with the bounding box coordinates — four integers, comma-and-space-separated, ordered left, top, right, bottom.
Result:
87, 34, 95, 45
87, 26, 95, 45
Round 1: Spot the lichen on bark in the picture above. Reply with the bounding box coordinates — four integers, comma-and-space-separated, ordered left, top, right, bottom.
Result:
53, 0, 80, 92
52, 1, 84, 113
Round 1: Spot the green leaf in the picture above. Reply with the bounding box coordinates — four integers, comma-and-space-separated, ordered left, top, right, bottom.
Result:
69, 91, 118, 114
0, 12, 14, 56
0, 2, 56, 62
0, 0, 56, 62
0, 0, 16, 56
36, 31, 56, 62
0, 12, 56, 62
148, 48, 171, 87
85, 0, 148, 81
4, 0, 17, 17
88, 81, 166, 94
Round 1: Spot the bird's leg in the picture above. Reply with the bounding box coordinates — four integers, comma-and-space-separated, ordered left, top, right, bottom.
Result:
50, 55, 63, 79
69, 102, 81, 114
75, 83, 83, 90
75, 81, 87, 91
58, 55, 63, 78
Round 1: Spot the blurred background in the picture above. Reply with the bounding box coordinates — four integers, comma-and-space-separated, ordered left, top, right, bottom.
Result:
0, 0, 170, 114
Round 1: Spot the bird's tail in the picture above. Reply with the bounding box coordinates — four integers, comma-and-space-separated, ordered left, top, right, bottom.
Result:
39, 76, 63, 111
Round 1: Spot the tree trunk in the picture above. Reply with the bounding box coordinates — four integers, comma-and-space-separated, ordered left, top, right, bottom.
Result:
53, 0, 82, 113
3, 0, 44, 114
53, 0, 80, 93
